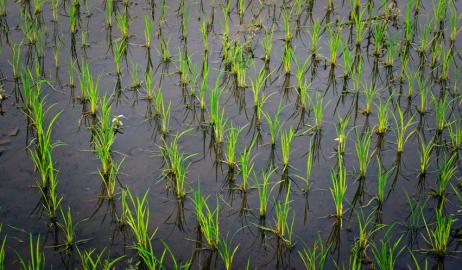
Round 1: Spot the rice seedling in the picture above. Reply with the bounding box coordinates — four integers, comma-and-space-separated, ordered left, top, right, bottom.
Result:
433, 154, 457, 199
373, 23, 385, 57
304, 143, 313, 192
213, 109, 227, 144
0, 0, 5, 17
328, 26, 342, 66
18, 234, 45, 270
371, 229, 404, 270
144, 15, 153, 49
352, 7, 366, 48
376, 159, 391, 208
449, 7, 461, 43
439, 49, 451, 82
78, 248, 124, 270
312, 93, 324, 131
239, 139, 255, 192
208, 71, 223, 126
417, 18, 431, 55
200, 20, 208, 53
342, 44, 353, 78
32, 0, 46, 16
193, 181, 220, 250
294, 55, 309, 91
281, 7, 293, 43
354, 211, 386, 259
263, 102, 283, 147
362, 82, 375, 115
122, 189, 155, 251
105, 0, 113, 28
100, 158, 123, 200
375, 96, 391, 135
422, 207, 453, 256
298, 235, 330, 270
335, 115, 350, 155
409, 250, 429, 270
448, 120, 462, 151
155, 35, 172, 63
58, 207, 77, 251
307, 19, 321, 58
69, 4, 77, 34
144, 69, 154, 101
159, 129, 194, 200
282, 45, 292, 74
0, 227, 4, 269
115, 11, 129, 42
403, 0, 414, 46
129, 63, 142, 90
261, 27, 273, 63
10, 42, 22, 80
224, 125, 242, 168
280, 128, 294, 168
418, 139, 433, 176
330, 154, 347, 219
218, 235, 239, 270
114, 39, 126, 76
384, 32, 398, 67
250, 65, 273, 122
355, 129, 372, 178
199, 62, 208, 110
177, 50, 190, 86
432, 93, 449, 132
391, 105, 414, 153
274, 183, 292, 241
255, 168, 275, 218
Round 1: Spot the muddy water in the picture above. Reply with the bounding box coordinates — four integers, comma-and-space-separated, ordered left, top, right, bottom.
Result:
0, 0, 461, 269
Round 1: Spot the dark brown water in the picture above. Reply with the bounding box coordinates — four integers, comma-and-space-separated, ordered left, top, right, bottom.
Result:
0, 0, 462, 269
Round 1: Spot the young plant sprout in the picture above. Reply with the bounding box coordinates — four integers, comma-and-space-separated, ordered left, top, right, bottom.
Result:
225, 125, 242, 169
391, 105, 414, 154
298, 236, 330, 270
18, 234, 46, 270
422, 208, 453, 256
255, 168, 275, 218
376, 95, 391, 134
218, 235, 239, 270
335, 115, 350, 155
433, 154, 457, 199
155, 35, 172, 62
432, 93, 450, 132
193, 180, 220, 250
263, 102, 283, 147
419, 139, 433, 176
239, 139, 255, 192
330, 154, 347, 219
355, 129, 372, 178
280, 128, 294, 169
143, 15, 153, 48
376, 159, 391, 208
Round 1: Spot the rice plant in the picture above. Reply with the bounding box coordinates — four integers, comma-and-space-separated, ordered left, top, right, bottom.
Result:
280, 128, 294, 168
274, 183, 292, 242
371, 229, 404, 270
419, 139, 433, 176
342, 44, 353, 78
354, 211, 386, 257
434, 154, 457, 199
10, 42, 22, 80
328, 26, 342, 66
373, 23, 385, 57
308, 19, 321, 57
200, 20, 208, 53
304, 143, 313, 192
355, 129, 372, 178
69, 4, 77, 34
312, 93, 324, 130
78, 248, 124, 270
422, 208, 453, 256
261, 27, 273, 63
352, 7, 366, 47
384, 32, 398, 67
330, 154, 347, 219
105, 0, 113, 28
193, 181, 220, 250
391, 105, 414, 153
58, 207, 77, 252
114, 39, 126, 76
213, 109, 227, 144
335, 115, 350, 155
115, 11, 129, 41
122, 189, 155, 251
224, 125, 242, 168
250, 65, 272, 115
448, 120, 462, 151
263, 102, 283, 147
239, 139, 255, 192
255, 168, 275, 218
144, 15, 153, 48
282, 45, 292, 74
298, 236, 330, 270
362, 83, 375, 115
376, 96, 391, 134
178, 49, 190, 86
218, 235, 239, 270
376, 160, 391, 208
432, 93, 449, 132
18, 234, 45, 270
208, 71, 223, 126
281, 7, 293, 43
155, 35, 172, 62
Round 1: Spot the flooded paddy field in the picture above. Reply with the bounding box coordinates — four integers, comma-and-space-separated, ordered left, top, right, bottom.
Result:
0, 0, 462, 269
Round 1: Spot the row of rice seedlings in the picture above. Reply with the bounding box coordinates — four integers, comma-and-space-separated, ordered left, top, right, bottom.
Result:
297, 235, 330, 270
280, 128, 294, 169
193, 180, 220, 250
159, 129, 194, 200
78, 248, 124, 270
239, 139, 255, 192
355, 129, 372, 178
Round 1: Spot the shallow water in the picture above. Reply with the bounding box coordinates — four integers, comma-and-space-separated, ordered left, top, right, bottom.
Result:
0, 0, 462, 269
